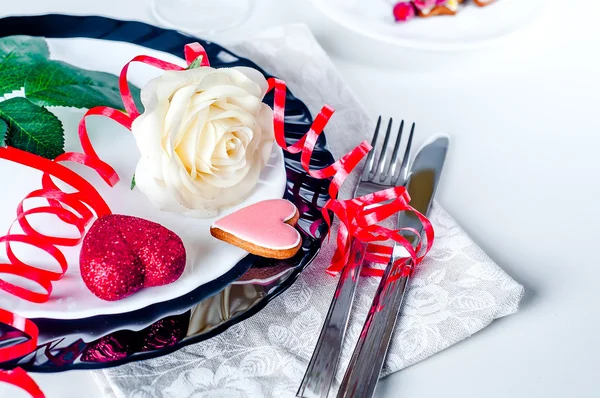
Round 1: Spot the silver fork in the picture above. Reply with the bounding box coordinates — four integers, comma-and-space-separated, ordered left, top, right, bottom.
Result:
297, 117, 415, 398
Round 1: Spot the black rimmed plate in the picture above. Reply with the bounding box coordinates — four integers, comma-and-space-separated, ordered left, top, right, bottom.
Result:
0, 14, 333, 371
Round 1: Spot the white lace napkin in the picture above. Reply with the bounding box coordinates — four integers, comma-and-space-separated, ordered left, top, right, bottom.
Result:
92, 24, 524, 398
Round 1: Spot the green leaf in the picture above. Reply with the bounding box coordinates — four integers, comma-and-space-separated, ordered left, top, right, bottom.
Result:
0, 97, 64, 159
24, 59, 143, 111
186, 56, 203, 70
0, 119, 7, 147
0, 35, 50, 96
130, 174, 136, 190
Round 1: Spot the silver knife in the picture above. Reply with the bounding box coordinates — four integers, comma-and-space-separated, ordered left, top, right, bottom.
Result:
337, 134, 450, 398
296, 237, 367, 398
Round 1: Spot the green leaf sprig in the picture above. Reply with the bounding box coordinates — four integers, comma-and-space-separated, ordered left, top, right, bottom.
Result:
0, 35, 142, 159
0, 97, 64, 159
186, 55, 204, 70
0, 119, 7, 147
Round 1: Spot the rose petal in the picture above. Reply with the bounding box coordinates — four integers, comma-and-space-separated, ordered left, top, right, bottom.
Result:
195, 120, 218, 175
231, 66, 269, 97
157, 68, 213, 100
165, 85, 198, 151
132, 104, 169, 179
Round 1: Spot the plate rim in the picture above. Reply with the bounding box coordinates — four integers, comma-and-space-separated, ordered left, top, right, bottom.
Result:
0, 13, 333, 371
310, 0, 547, 51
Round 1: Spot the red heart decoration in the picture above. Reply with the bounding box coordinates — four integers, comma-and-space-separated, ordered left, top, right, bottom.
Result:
80, 215, 186, 301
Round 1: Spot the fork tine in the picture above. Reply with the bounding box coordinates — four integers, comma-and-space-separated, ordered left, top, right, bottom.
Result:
387, 120, 404, 182
376, 118, 393, 182
392, 122, 415, 185
364, 116, 382, 179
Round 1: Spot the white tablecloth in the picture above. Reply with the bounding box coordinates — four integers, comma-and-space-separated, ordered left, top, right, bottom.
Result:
1, 0, 599, 397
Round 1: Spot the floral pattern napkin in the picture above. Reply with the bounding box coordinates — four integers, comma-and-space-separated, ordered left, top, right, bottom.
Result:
92, 24, 524, 398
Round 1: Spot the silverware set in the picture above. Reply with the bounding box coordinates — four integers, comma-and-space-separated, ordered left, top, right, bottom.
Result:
297, 117, 450, 398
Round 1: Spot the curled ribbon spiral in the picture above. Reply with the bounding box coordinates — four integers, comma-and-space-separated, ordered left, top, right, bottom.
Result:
0, 42, 434, 395
266, 78, 434, 277
0, 308, 43, 397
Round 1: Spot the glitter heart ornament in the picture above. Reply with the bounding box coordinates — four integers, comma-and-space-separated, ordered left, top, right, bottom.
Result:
80, 215, 186, 301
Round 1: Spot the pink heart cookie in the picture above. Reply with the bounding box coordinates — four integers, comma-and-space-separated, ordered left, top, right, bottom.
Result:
210, 199, 302, 260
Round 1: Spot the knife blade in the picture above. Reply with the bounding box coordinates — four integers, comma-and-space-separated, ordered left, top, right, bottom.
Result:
336, 134, 450, 398
297, 238, 367, 398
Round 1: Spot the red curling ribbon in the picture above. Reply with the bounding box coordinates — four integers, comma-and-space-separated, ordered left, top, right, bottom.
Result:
119, 55, 184, 119
266, 77, 434, 276
0, 308, 39, 362
184, 42, 210, 67
0, 368, 44, 398
74, 107, 132, 186
267, 78, 372, 201
0, 309, 44, 397
0, 146, 111, 303
117, 43, 208, 120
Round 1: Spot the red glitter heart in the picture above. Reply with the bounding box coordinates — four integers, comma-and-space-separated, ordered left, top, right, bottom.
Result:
80, 215, 186, 301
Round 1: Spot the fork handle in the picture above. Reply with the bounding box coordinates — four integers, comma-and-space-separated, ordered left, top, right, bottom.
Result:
297, 238, 368, 398
336, 256, 412, 398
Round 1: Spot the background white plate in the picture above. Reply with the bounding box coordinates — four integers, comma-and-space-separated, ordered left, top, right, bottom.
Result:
0, 38, 287, 319
311, 0, 546, 51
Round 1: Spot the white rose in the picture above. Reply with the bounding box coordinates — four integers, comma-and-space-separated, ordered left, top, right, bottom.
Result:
132, 66, 274, 218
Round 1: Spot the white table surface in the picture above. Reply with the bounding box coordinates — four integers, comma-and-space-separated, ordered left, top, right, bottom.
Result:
1, 0, 600, 397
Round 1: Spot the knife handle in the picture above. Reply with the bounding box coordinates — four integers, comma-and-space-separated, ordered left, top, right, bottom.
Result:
297, 238, 368, 398
337, 254, 412, 398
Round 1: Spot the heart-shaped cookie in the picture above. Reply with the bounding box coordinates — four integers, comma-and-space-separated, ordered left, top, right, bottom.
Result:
210, 199, 302, 260
80, 215, 186, 301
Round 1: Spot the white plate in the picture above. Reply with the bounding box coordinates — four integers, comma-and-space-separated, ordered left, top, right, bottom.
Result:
0, 38, 287, 319
311, 0, 546, 51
